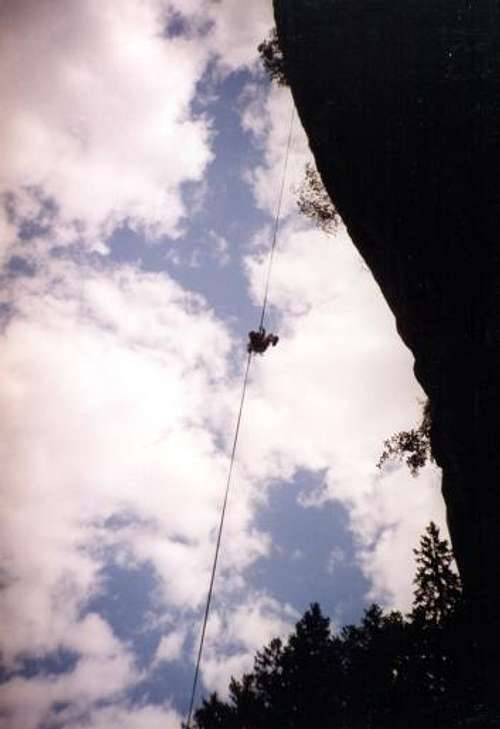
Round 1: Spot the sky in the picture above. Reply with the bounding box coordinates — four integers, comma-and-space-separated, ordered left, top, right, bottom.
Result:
0, 1, 447, 727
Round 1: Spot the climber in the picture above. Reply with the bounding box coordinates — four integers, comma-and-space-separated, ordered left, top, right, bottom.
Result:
247, 326, 279, 354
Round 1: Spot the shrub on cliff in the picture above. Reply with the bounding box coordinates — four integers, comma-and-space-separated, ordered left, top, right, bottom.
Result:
296, 163, 340, 234
377, 400, 433, 476
257, 27, 287, 86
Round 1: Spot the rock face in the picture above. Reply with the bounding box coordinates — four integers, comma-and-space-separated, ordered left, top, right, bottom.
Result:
274, 0, 500, 681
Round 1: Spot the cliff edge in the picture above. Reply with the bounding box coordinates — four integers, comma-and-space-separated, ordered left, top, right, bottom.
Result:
274, 0, 500, 691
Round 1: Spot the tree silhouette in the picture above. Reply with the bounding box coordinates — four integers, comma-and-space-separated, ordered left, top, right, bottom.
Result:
404, 523, 465, 724
191, 692, 235, 729
411, 521, 462, 625
193, 524, 488, 729
257, 28, 287, 86
258, 30, 340, 236
377, 399, 433, 476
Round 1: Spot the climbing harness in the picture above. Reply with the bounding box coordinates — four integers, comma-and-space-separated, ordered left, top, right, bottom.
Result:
185, 103, 295, 729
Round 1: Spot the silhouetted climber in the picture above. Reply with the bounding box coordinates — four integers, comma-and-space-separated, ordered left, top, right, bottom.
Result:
247, 326, 279, 354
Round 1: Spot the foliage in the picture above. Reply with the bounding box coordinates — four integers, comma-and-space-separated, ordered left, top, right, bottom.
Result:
377, 399, 433, 476
412, 521, 462, 625
296, 163, 340, 234
193, 524, 487, 729
257, 28, 288, 86
258, 32, 340, 236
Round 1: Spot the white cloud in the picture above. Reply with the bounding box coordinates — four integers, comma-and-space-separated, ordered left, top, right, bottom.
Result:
206, 0, 273, 74
0, 0, 216, 258
66, 704, 182, 729
235, 74, 449, 611
0, 257, 278, 726
326, 546, 345, 574
358, 465, 446, 607
0, 3, 454, 724
240, 219, 447, 611
240, 84, 313, 219
208, 231, 231, 267
0, 642, 139, 729
199, 593, 298, 697
1, 256, 239, 647
0, 6, 298, 721
0, 0, 275, 265
154, 628, 186, 664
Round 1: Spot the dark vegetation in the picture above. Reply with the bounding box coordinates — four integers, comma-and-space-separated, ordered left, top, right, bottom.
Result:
193, 523, 495, 728
377, 400, 434, 476
272, 3, 500, 699
258, 27, 431, 475
258, 30, 340, 234
257, 28, 287, 87
259, 0, 500, 709
296, 163, 340, 235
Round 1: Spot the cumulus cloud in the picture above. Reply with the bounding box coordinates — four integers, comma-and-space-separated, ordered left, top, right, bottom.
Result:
240, 84, 312, 218
1, 629, 139, 729
59, 703, 181, 729
241, 217, 447, 610
234, 75, 449, 611
1, 257, 241, 638
206, 0, 273, 74
0, 0, 274, 266
0, 4, 290, 723
154, 628, 187, 665
199, 594, 298, 697
0, 257, 278, 725
0, 3, 453, 726
0, 0, 214, 259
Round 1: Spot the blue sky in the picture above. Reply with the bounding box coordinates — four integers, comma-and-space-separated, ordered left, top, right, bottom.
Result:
0, 2, 446, 728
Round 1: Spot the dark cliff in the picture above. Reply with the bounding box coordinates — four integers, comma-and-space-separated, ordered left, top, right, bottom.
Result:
274, 0, 500, 690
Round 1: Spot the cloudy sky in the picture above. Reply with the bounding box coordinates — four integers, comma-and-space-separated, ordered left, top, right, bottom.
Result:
0, 2, 447, 727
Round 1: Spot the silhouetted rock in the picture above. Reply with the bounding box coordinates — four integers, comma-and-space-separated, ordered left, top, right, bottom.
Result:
274, 0, 500, 698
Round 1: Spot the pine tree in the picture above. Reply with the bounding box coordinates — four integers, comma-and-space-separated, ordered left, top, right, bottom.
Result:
405, 523, 464, 722
412, 521, 462, 624
194, 527, 468, 729
282, 603, 334, 726
192, 692, 235, 729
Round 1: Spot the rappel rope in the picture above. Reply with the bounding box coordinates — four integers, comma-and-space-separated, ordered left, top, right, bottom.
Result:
184, 351, 251, 729
185, 103, 295, 729
259, 104, 296, 330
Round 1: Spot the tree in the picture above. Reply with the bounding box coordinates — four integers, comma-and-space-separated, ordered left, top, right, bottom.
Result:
194, 605, 339, 729
280, 604, 336, 727
339, 605, 410, 728
257, 27, 287, 86
194, 525, 474, 729
412, 521, 462, 624
405, 523, 464, 722
192, 692, 235, 729
296, 163, 340, 234
377, 399, 433, 476
258, 31, 342, 237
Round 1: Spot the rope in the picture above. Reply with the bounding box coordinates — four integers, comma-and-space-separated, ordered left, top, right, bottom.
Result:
259, 104, 295, 330
184, 101, 295, 729
185, 351, 252, 729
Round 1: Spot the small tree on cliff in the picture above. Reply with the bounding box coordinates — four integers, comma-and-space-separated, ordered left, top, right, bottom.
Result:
377, 399, 434, 476
258, 30, 341, 234
296, 163, 340, 234
257, 27, 287, 86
